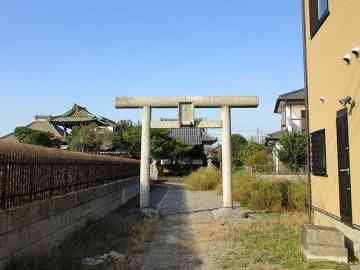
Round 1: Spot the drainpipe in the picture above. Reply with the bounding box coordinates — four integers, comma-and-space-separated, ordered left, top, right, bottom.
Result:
301, 0, 313, 224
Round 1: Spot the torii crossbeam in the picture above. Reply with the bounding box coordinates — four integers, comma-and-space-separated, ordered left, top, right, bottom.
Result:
115, 96, 259, 209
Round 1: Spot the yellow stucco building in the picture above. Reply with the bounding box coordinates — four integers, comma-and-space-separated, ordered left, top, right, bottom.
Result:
303, 0, 360, 258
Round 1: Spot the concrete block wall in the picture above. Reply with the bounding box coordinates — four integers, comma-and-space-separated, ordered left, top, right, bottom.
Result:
0, 177, 139, 267
314, 209, 360, 260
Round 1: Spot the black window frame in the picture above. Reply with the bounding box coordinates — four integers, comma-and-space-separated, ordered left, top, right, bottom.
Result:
310, 129, 327, 176
309, 0, 330, 38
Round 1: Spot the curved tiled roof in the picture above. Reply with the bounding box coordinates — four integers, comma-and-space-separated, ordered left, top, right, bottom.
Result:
0, 120, 67, 143
50, 104, 115, 127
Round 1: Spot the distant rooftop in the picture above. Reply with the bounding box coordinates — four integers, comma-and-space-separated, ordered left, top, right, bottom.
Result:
50, 104, 116, 128
168, 127, 217, 146
0, 120, 67, 143
159, 118, 216, 146
274, 88, 305, 113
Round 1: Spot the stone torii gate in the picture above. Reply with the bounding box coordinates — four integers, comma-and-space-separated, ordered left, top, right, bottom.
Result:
115, 96, 259, 209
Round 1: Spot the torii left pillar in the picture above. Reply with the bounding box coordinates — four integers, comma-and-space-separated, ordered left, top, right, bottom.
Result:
140, 106, 151, 208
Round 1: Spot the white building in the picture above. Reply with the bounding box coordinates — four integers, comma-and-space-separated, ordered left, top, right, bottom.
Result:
265, 89, 306, 174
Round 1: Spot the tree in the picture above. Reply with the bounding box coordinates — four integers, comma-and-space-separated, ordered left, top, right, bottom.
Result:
112, 121, 191, 159
14, 127, 55, 147
68, 124, 112, 153
112, 121, 141, 155
151, 129, 191, 160
243, 141, 269, 167
231, 134, 248, 168
278, 132, 307, 170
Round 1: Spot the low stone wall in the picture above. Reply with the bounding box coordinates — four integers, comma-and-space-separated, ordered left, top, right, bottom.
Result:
255, 174, 307, 182
0, 177, 139, 268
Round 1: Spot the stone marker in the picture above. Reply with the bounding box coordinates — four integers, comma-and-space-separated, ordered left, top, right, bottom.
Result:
150, 159, 159, 180
300, 224, 348, 263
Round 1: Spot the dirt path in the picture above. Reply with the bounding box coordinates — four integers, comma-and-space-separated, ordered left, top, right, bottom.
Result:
139, 182, 241, 270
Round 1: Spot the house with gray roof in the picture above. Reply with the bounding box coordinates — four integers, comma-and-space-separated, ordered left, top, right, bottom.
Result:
265, 88, 306, 173
266, 88, 306, 146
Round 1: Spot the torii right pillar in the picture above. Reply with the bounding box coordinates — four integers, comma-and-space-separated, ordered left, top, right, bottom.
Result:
221, 105, 232, 208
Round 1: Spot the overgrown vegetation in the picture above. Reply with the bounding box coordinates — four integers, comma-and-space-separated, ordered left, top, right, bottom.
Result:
230, 175, 308, 211
14, 127, 56, 147
184, 168, 308, 212
184, 167, 220, 191
219, 213, 348, 270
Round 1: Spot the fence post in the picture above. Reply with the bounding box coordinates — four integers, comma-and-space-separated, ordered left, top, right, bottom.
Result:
0, 157, 8, 209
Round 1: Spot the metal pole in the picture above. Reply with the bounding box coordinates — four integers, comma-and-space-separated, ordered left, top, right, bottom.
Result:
221, 106, 233, 208
140, 106, 151, 208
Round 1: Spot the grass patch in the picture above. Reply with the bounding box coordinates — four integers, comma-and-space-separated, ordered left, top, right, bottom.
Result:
184, 167, 220, 191
220, 213, 349, 270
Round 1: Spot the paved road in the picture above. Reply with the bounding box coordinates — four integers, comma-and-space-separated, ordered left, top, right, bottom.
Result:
140, 182, 240, 270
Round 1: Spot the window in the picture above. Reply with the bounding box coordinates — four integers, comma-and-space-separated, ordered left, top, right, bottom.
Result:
318, 0, 328, 19
301, 110, 306, 133
309, 0, 329, 38
311, 129, 327, 176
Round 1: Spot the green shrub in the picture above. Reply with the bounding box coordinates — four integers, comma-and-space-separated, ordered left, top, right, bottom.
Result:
287, 181, 308, 211
232, 175, 258, 205
248, 182, 282, 211
220, 175, 308, 212
184, 168, 220, 191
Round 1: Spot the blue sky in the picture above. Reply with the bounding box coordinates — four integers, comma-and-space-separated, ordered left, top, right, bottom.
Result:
0, 1, 304, 138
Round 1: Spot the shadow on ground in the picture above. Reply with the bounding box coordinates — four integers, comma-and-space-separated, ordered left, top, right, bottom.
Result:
5, 181, 221, 270
140, 181, 226, 270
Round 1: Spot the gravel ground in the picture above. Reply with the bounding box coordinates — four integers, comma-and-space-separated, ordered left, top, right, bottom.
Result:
139, 182, 241, 270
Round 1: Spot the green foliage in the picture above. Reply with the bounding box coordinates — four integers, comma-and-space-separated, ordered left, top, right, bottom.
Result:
112, 121, 191, 159
184, 167, 220, 191
112, 120, 141, 155
243, 141, 269, 166
14, 127, 55, 147
231, 134, 248, 168
278, 132, 307, 170
68, 124, 112, 153
151, 129, 191, 160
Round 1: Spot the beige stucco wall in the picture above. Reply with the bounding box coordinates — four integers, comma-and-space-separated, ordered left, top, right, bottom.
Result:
304, 0, 360, 225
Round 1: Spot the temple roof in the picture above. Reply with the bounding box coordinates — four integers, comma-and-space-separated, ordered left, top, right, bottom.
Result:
159, 118, 217, 146
168, 127, 217, 146
50, 104, 115, 127
0, 120, 67, 143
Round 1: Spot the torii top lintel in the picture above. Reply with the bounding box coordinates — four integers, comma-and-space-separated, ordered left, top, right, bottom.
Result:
115, 96, 259, 109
